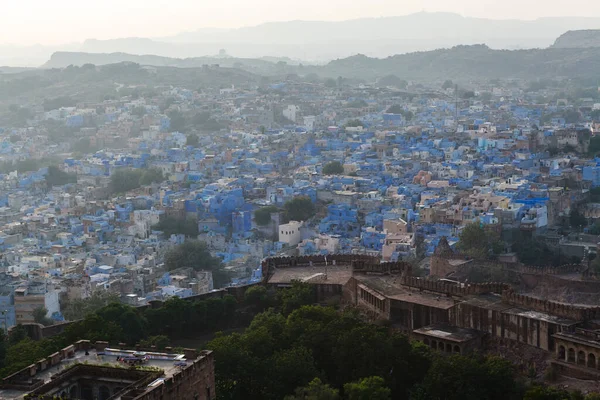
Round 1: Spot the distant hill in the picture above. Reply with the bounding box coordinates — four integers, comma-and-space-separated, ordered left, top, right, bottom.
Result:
43, 52, 292, 76
553, 30, 600, 48
43, 44, 600, 82
4, 12, 600, 67
314, 45, 600, 80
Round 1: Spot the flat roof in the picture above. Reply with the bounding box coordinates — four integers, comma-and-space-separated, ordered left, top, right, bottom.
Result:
503, 307, 579, 326
554, 332, 600, 350
413, 324, 483, 343
355, 275, 456, 310
0, 347, 188, 399
268, 265, 353, 286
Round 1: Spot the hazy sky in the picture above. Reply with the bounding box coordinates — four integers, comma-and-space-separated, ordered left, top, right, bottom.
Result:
3, 0, 600, 45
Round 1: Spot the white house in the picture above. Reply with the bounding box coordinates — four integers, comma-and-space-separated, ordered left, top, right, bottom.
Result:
279, 221, 303, 246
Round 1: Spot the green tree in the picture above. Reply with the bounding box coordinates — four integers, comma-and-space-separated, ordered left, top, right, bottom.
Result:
285, 378, 340, 400
153, 216, 199, 237
322, 161, 344, 175
164, 240, 230, 288
244, 286, 272, 311
344, 376, 391, 400
279, 282, 316, 315
186, 133, 200, 147
62, 291, 120, 321
570, 208, 587, 231
456, 223, 503, 260
109, 168, 143, 194
45, 165, 77, 188
33, 307, 53, 326
255, 206, 279, 226
324, 78, 337, 88
139, 168, 164, 185
386, 104, 403, 114
344, 119, 364, 128
284, 196, 315, 222
167, 110, 187, 132
523, 386, 570, 400
139, 335, 169, 350
378, 75, 408, 89
442, 80, 454, 90
131, 106, 146, 116
411, 355, 519, 400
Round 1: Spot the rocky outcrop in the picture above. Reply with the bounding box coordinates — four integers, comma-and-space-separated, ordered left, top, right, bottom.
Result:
553, 30, 600, 48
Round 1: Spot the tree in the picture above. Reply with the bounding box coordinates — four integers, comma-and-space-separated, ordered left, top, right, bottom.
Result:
324, 78, 337, 88
244, 286, 272, 311
378, 75, 408, 89
33, 307, 53, 326
523, 386, 570, 400
344, 376, 391, 400
167, 110, 187, 132
62, 291, 120, 321
456, 223, 503, 259
411, 355, 520, 400
255, 206, 279, 226
131, 106, 146, 116
109, 169, 143, 194
279, 282, 316, 315
285, 378, 340, 400
347, 99, 368, 108
284, 196, 316, 222
344, 119, 364, 129
322, 161, 344, 175
164, 241, 230, 288
152, 216, 199, 237
139, 168, 164, 185
386, 105, 403, 114
186, 133, 199, 147
570, 208, 587, 231
442, 80, 454, 90
45, 165, 77, 188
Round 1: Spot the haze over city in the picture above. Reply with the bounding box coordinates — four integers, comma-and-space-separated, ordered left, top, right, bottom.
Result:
2, 0, 600, 45
4, 1, 600, 400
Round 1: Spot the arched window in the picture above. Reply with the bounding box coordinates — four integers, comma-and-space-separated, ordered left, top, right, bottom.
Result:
578, 351, 587, 366
70, 385, 78, 398
80, 383, 93, 400
99, 385, 111, 400
438, 342, 444, 351
568, 348, 576, 363
446, 343, 452, 353
423, 338, 430, 346
454, 345, 461, 354
558, 346, 566, 361
588, 353, 596, 369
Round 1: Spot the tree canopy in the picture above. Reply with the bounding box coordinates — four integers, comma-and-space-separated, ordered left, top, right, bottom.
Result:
456, 223, 503, 259
153, 216, 199, 238
164, 240, 229, 288
255, 206, 280, 226
45, 165, 77, 188
323, 161, 344, 175
284, 196, 316, 222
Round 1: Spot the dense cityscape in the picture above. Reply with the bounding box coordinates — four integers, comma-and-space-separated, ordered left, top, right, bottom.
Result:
3, 6, 600, 400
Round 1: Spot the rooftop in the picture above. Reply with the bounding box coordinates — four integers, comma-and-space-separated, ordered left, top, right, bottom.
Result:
413, 324, 483, 343
0, 344, 200, 400
267, 264, 354, 286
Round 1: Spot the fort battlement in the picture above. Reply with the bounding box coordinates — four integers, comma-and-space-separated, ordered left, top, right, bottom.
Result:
401, 276, 509, 297
501, 290, 600, 321
351, 260, 412, 275
512, 264, 586, 276
262, 255, 379, 281
262, 254, 377, 269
